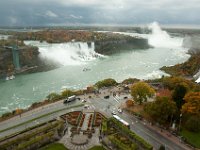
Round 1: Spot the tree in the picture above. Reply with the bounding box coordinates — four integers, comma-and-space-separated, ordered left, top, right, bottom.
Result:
46, 92, 62, 101
172, 83, 189, 110
159, 145, 165, 150
131, 82, 155, 104
95, 78, 118, 89
122, 78, 139, 84
182, 92, 200, 115
181, 92, 200, 132
61, 89, 74, 98
162, 76, 193, 90
144, 96, 177, 124
184, 115, 200, 132
126, 99, 134, 108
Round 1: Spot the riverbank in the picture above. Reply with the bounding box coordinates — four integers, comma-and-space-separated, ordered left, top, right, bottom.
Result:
160, 51, 200, 78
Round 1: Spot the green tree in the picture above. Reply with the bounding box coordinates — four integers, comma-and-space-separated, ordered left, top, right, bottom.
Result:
46, 92, 62, 101
144, 96, 177, 124
159, 145, 165, 150
184, 115, 200, 132
172, 83, 189, 110
95, 78, 118, 89
131, 82, 155, 104
61, 89, 74, 98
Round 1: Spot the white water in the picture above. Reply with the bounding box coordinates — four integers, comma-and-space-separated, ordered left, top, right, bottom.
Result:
25, 41, 104, 66
148, 22, 183, 48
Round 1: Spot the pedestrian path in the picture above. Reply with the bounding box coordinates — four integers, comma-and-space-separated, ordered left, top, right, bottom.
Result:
60, 127, 100, 150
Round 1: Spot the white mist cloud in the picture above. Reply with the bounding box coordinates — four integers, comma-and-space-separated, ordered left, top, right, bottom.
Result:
70, 14, 83, 19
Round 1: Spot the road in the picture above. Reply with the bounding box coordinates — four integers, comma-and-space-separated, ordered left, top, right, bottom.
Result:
0, 87, 191, 150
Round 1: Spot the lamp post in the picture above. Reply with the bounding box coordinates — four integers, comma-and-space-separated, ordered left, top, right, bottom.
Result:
178, 113, 182, 133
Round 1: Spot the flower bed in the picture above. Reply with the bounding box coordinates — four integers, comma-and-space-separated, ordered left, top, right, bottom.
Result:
62, 111, 82, 126
79, 114, 85, 128
87, 114, 93, 129
93, 112, 104, 127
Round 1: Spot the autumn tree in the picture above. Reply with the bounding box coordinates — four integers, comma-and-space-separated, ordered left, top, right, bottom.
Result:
182, 92, 200, 115
126, 99, 134, 108
162, 76, 193, 90
144, 96, 177, 124
131, 82, 155, 104
181, 92, 200, 132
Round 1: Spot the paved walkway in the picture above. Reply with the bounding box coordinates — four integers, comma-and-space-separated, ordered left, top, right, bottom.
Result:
60, 128, 100, 150
81, 113, 90, 131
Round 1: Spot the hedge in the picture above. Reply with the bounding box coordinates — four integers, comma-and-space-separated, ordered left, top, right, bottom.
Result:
108, 135, 137, 150
109, 117, 153, 150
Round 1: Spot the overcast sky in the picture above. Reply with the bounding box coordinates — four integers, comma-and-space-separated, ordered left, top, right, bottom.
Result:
0, 0, 200, 26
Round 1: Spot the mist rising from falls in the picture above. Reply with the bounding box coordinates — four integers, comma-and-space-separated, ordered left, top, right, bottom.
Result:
39, 42, 103, 66
148, 22, 183, 48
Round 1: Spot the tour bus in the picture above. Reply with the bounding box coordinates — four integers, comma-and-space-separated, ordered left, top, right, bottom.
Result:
113, 114, 130, 129
63, 95, 76, 104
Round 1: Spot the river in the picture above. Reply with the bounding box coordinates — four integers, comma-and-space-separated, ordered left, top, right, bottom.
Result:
0, 23, 190, 115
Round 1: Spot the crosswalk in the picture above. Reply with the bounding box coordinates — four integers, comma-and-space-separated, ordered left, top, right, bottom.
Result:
113, 95, 120, 103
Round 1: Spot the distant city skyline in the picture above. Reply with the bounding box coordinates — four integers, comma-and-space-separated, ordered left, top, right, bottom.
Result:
0, 0, 200, 26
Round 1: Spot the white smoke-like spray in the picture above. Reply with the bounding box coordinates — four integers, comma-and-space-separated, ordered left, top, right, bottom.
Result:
148, 22, 183, 48
38, 42, 103, 66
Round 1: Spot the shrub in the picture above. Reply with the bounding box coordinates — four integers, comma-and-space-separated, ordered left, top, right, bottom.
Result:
185, 115, 200, 132
61, 89, 74, 98
46, 92, 62, 101
95, 78, 118, 89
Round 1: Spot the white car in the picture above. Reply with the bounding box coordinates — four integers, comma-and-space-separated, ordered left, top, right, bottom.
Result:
81, 99, 87, 103
112, 111, 116, 115
84, 104, 89, 109
118, 108, 122, 113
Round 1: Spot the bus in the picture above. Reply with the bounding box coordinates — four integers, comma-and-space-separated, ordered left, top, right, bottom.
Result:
113, 114, 130, 129
63, 95, 76, 104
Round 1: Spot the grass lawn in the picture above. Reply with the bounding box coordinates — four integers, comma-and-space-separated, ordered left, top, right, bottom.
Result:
40, 143, 68, 150
181, 129, 200, 148
89, 146, 105, 150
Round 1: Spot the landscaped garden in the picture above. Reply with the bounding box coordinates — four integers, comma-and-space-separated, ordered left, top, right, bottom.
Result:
101, 117, 153, 150
181, 129, 200, 148
40, 143, 68, 150
0, 119, 65, 150
88, 145, 106, 150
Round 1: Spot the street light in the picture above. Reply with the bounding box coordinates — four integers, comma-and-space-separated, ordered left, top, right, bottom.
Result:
178, 113, 182, 133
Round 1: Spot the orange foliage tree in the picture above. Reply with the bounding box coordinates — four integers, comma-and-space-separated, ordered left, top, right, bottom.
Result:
126, 99, 134, 108
182, 92, 200, 115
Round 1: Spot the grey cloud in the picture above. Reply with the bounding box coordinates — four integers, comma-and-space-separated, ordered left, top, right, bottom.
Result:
0, 0, 200, 26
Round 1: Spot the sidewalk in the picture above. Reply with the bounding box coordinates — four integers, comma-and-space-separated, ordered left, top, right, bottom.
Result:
138, 117, 192, 150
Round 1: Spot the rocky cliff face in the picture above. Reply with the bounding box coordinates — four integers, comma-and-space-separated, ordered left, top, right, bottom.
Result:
0, 41, 42, 78
12, 30, 150, 55
95, 36, 150, 55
